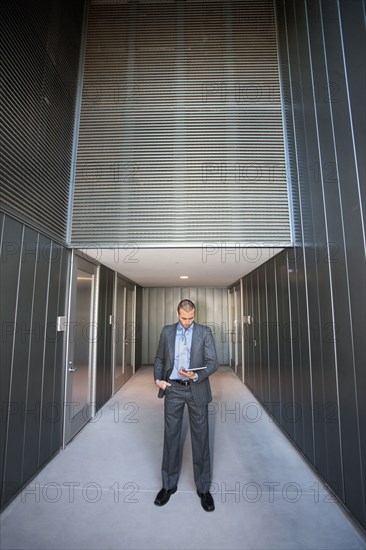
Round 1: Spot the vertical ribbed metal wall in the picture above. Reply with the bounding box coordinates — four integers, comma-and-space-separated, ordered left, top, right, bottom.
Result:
242, 0, 365, 530
0, 213, 70, 510
0, 0, 85, 510
0, 0, 85, 242
95, 264, 114, 411
71, 0, 290, 246
141, 287, 229, 365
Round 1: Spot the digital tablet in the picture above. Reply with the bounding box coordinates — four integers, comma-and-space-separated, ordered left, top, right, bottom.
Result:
185, 367, 208, 372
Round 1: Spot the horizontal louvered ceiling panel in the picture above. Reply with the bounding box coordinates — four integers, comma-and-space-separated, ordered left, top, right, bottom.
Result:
71, 0, 290, 245
0, 0, 84, 242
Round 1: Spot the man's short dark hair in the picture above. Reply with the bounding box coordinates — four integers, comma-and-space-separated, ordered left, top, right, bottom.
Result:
177, 299, 196, 313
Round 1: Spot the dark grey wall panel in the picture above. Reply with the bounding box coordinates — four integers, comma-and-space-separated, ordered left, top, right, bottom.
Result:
0, 214, 70, 509
47, 0, 86, 102
339, 0, 366, 510
3, 226, 38, 504
51, 246, 69, 456
284, 0, 316, 467
244, 276, 253, 390
294, 0, 344, 495
0, 215, 23, 506
251, 272, 261, 398
134, 286, 143, 370
249, 274, 259, 396
290, 0, 328, 479
0, 0, 84, 504
11, 0, 52, 48
266, 259, 281, 424
320, 1, 365, 522
21, 234, 51, 485
287, 249, 304, 450
338, 0, 365, 209
242, 0, 365, 529
38, 243, 64, 467
96, 265, 114, 412
0, 0, 85, 242
276, 252, 293, 440
258, 268, 269, 403
242, 277, 249, 385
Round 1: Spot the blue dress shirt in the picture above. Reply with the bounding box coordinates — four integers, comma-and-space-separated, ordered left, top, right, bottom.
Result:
169, 322, 194, 380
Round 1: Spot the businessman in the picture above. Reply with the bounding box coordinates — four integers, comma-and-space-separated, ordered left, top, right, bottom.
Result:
154, 299, 219, 511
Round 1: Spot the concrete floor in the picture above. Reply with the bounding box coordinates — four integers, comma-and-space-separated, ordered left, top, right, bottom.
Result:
1, 366, 365, 550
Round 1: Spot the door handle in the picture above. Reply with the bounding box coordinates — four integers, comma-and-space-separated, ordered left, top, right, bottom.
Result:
68, 361, 77, 372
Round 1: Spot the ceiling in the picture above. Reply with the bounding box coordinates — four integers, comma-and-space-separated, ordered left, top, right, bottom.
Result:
83, 246, 284, 287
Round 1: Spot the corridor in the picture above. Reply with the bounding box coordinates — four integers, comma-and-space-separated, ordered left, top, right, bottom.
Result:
1, 367, 364, 550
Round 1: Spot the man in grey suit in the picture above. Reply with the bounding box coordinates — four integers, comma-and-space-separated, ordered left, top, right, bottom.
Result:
154, 299, 219, 512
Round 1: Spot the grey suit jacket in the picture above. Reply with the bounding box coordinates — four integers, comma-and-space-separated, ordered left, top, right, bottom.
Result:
154, 322, 219, 405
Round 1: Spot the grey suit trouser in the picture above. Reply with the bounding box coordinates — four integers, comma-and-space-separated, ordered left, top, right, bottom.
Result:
162, 382, 211, 493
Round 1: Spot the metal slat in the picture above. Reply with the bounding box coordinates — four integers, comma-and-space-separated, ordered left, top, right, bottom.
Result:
0, 1, 84, 242
71, 0, 290, 245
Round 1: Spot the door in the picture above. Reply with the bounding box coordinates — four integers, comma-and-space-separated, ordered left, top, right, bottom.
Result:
64, 254, 98, 445
114, 276, 126, 392
114, 277, 135, 392
229, 283, 243, 377
235, 282, 243, 382
229, 287, 236, 369
124, 283, 135, 383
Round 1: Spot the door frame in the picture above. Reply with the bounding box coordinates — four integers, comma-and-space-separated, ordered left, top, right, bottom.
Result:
112, 273, 136, 394
228, 286, 236, 370
112, 273, 125, 394
228, 282, 244, 380
239, 277, 245, 384
62, 250, 100, 448
124, 281, 136, 383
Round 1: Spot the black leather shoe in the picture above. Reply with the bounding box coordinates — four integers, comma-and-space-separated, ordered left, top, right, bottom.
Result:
154, 487, 177, 506
197, 490, 215, 512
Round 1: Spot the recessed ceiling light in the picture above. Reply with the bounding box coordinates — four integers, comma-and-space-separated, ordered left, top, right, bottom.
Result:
180, 275, 189, 279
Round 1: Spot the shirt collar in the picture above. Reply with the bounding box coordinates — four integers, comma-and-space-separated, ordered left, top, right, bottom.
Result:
177, 322, 194, 335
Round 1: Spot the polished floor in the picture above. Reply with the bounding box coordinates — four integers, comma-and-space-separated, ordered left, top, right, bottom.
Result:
1, 366, 365, 550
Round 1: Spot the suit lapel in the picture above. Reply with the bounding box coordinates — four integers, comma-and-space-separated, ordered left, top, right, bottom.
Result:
167, 323, 178, 366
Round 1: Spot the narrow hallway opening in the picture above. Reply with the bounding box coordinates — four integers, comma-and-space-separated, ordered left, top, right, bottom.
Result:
1, 367, 364, 550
